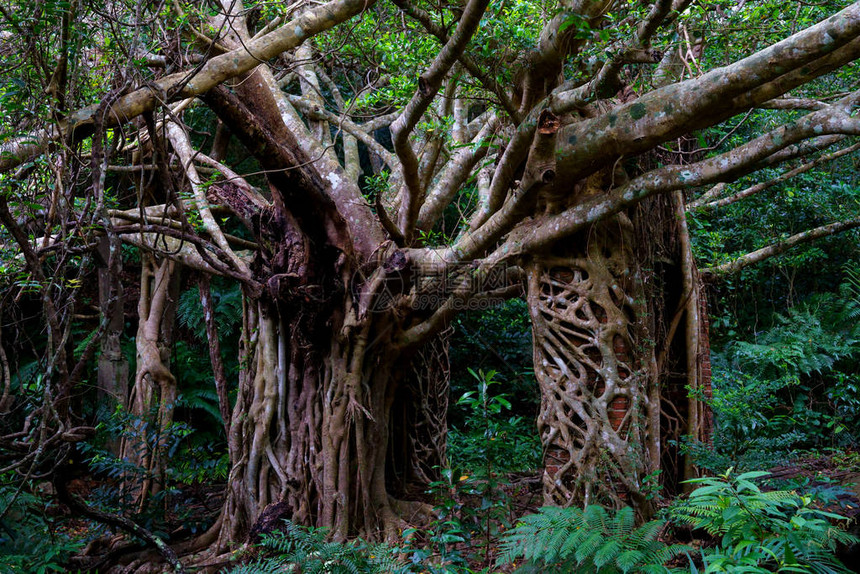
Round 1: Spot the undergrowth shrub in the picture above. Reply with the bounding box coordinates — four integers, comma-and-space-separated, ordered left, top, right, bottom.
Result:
685, 268, 860, 473
0, 484, 84, 573
447, 368, 541, 475
79, 403, 226, 535
221, 520, 412, 574
497, 471, 856, 574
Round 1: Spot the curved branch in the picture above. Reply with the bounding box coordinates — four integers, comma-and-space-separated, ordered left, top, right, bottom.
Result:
316, 65, 361, 181
397, 265, 523, 349
754, 134, 849, 169
417, 116, 499, 233
359, 110, 402, 133
520, 0, 614, 104
691, 141, 860, 211
448, 109, 561, 260
286, 94, 399, 170
702, 217, 860, 277
55, 471, 186, 573
166, 120, 251, 277
391, 0, 520, 121
246, 64, 386, 257
109, 209, 259, 250
0, 0, 377, 173
552, 0, 686, 112
115, 224, 256, 284
472, 103, 547, 230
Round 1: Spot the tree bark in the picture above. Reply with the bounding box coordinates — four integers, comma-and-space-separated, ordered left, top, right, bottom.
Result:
528, 212, 659, 515
217, 289, 438, 544
97, 237, 128, 456
528, 182, 715, 512
121, 254, 181, 511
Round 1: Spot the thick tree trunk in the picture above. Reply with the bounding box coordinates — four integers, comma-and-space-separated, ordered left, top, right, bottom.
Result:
217, 290, 436, 546
528, 213, 660, 514
529, 187, 712, 513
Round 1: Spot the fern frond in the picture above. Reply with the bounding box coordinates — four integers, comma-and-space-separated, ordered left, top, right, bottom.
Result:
176, 388, 222, 425
220, 559, 284, 574
615, 549, 645, 573
613, 506, 635, 537
628, 519, 662, 546
592, 537, 622, 568
498, 505, 687, 572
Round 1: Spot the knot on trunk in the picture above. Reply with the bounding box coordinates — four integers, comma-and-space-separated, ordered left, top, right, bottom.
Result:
248, 500, 293, 543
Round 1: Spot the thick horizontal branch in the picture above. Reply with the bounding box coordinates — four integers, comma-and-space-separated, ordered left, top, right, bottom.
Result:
758, 97, 828, 110
478, 94, 860, 261
702, 217, 860, 277
554, 5, 860, 183
114, 225, 256, 285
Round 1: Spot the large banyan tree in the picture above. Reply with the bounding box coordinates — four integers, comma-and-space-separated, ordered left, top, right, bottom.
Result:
1, 0, 859, 567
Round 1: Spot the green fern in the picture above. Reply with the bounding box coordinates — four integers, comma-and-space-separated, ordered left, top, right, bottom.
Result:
219, 561, 283, 574
177, 282, 243, 342
729, 275, 860, 382
670, 469, 857, 573
497, 505, 689, 573
176, 388, 222, 426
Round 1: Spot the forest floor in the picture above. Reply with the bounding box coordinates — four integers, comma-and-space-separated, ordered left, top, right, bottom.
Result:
766, 452, 860, 519
53, 452, 860, 572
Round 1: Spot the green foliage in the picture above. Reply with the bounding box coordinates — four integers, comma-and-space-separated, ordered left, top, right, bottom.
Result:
0, 484, 84, 574
686, 267, 860, 472
681, 368, 807, 473
222, 520, 411, 574
423, 369, 538, 567
415, 471, 476, 570
175, 280, 242, 431
498, 471, 856, 574
448, 368, 540, 475
669, 469, 857, 573
449, 299, 538, 431
79, 404, 224, 534
728, 289, 860, 382
497, 505, 689, 573
177, 282, 243, 343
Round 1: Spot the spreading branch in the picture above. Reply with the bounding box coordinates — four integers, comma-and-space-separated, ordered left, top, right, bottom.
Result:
690, 141, 860, 211
702, 217, 860, 277
391, 0, 492, 244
